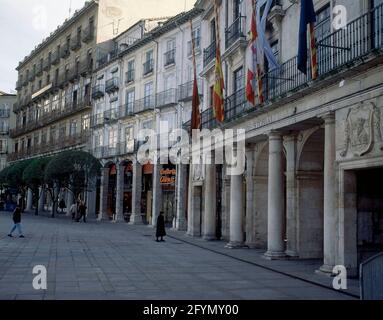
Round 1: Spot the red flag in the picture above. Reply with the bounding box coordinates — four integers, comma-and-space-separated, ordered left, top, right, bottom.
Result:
246, 0, 263, 106
190, 20, 201, 132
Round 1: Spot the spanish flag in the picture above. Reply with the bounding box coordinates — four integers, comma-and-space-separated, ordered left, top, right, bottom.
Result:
213, 1, 225, 123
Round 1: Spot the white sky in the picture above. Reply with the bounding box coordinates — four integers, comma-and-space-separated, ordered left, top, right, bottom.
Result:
0, 0, 195, 94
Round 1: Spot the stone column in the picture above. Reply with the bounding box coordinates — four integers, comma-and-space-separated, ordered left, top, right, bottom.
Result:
175, 164, 187, 231
129, 161, 143, 225
284, 134, 299, 258
151, 164, 162, 227
203, 157, 216, 240
187, 166, 194, 236
115, 163, 125, 222
320, 113, 336, 273
265, 131, 286, 259
98, 167, 109, 221
245, 146, 256, 248
66, 188, 74, 210
26, 188, 33, 211
38, 187, 45, 213
226, 169, 244, 248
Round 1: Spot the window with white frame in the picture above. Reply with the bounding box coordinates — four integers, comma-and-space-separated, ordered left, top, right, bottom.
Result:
144, 82, 153, 107
108, 127, 118, 148
125, 126, 135, 153
70, 120, 77, 136
126, 89, 135, 114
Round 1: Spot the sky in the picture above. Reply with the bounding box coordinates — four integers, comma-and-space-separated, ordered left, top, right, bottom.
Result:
0, 0, 195, 94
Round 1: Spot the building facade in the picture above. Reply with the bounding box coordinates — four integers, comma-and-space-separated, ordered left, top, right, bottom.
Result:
0, 91, 16, 171
182, 0, 383, 277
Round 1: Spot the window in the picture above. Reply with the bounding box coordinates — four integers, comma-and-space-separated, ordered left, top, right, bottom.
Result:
82, 114, 90, 131
209, 85, 214, 108
59, 123, 66, 137
210, 19, 216, 43
233, 66, 244, 92
50, 126, 56, 142
233, 0, 241, 20
125, 126, 134, 152
126, 89, 135, 114
33, 134, 39, 147
192, 27, 201, 49
70, 120, 77, 136
94, 132, 102, 147
144, 82, 153, 107
0, 139, 7, 153
315, 4, 331, 41
108, 127, 117, 147
142, 119, 153, 130
127, 59, 135, 82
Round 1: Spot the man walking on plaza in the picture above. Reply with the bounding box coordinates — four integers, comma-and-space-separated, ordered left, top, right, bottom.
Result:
156, 211, 166, 242
77, 201, 87, 223
8, 205, 25, 238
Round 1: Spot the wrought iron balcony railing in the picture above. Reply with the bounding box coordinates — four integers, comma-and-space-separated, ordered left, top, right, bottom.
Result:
7, 131, 91, 162
60, 45, 70, 59
156, 88, 177, 108
203, 41, 216, 67
177, 79, 203, 101
43, 57, 51, 71
164, 49, 176, 66
192, 3, 383, 130
143, 59, 154, 75
103, 108, 119, 123
120, 103, 134, 118
82, 26, 94, 43
105, 77, 119, 93
70, 36, 82, 51
225, 16, 246, 49
36, 64, 43, 77
92, 85, 105, 100
51, 50, 60, 65
133, 96, 154, 114
16, 80, 22, 90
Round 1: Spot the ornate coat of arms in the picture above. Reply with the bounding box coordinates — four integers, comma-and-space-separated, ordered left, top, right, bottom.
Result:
340, 102, 383, 157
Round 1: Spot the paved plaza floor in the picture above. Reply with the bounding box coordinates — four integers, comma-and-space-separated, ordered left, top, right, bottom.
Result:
0, 212, 357, 300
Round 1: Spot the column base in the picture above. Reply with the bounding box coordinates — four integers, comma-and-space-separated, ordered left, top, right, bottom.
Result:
129, 214, 144, 225
176, 219, 187, 231
245, 242, 258, 249
203, 235, 217, 241
225, 241, 246, 249
316, 264, 335, 276
285, 250, 299, 259
263, 250, 287, 260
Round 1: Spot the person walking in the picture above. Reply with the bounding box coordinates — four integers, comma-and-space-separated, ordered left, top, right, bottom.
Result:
156, 211, 166, 242
58, 198, 66, 214
77, 201, 87, 223
8, 206, 25, 238
69, 202, 77, 221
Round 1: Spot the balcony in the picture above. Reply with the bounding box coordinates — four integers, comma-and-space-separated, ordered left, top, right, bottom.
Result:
133, 96, 154, 114
0, 125, 9, 134
21, 77, 28, 87
117, 140, 135, 155
120, 103, 134, 118
203, 41, 216, 67
193, 4, 383, 130
96, 53, 108, 69
79, 58, 93, 75
125, 69, 135, 84
36, 64, 43, 77
16, 80, 22, 90
70, 36, 81, 51
143, 59, 154, 76
91, 113, 104, 127
67, 66, 80, 83
105, 77, 119, 93
92, 85, 105, 100
51, 50, 60, 65
28, 71, 35, 82
60, 45, 70, 59
225, 16, 246, 49
177, 79, 203, 101
10, 97, 91, 138
82, 26, 94, 43
156, 89, 177, 108
103, 108, 119, 123
43, 57, 51, 71
164, 49, 176, 66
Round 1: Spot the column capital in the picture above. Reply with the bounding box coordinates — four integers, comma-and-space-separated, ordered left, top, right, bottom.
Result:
268, 130, 283, 140
319, 111, 335, 124
283, 132, 299, 143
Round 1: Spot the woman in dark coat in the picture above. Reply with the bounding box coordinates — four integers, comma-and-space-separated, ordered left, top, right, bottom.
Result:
156, 211, 166, 242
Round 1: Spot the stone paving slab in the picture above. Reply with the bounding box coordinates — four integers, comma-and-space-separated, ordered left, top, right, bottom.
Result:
0, 212, 356, 300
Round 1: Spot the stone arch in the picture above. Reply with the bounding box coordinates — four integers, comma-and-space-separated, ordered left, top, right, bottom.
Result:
296, 128, 325, 259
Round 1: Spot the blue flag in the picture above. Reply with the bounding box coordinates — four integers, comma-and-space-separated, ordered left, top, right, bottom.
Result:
297, 0, 317, 74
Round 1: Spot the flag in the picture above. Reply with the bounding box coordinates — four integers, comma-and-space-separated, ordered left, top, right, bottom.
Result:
256, 0, 279, 71
246, 0, 264, 105
189, 20, 201, 132
213, 0, 225, 123
298, 0, 318, 80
